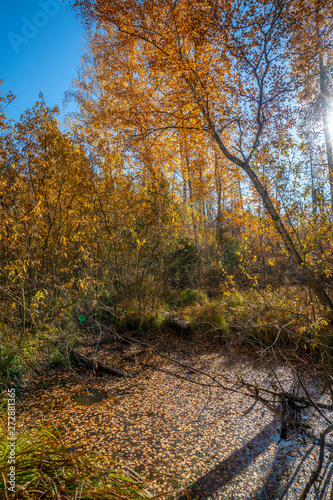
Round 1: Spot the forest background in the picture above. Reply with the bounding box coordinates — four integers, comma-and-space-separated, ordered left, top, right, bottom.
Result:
1, 0, 333, 377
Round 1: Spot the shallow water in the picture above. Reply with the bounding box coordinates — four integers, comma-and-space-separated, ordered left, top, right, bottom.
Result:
72, 388, 108, 406
22, 345, 333, 499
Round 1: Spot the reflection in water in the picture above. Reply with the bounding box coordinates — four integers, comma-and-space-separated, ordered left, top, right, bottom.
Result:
72, 388, 108, 406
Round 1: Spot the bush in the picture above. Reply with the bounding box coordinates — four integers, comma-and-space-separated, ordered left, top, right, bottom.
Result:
185, 300, 229, 343
118, 308, 166, 333
217, 233, 240, 272
0, 351, 22, 384
174, 287, 319, 352
0, 327, 77, 386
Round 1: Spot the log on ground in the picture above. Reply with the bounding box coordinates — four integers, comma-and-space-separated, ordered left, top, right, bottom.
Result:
69, 349, 130, 378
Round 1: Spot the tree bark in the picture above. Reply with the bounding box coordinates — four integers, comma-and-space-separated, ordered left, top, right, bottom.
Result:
185, 151, 199, 247
214, 153, 223, 239
316, 7, 333, 212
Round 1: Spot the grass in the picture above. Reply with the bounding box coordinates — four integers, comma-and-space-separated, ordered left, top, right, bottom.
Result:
118, 308, 167, 333
165, 289, 208, 309
0, 413, 156, 499
1, 284, 325, 388
173, 286, 324, 353
0, 323, 85, 386
111, 285, 326, 355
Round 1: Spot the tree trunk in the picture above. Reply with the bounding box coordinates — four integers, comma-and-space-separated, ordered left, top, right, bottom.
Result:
186, 159, 199, 247
214, 153, 223, 239
211, 128, 333, 314
318, 53, 333, 212
316, 8, 333, 211
159, 310, 191, 331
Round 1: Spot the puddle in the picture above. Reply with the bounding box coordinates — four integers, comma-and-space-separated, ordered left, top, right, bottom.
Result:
72, 388, 108, 406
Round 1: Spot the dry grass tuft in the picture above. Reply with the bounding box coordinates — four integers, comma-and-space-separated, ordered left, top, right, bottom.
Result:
0, 414, 155, 500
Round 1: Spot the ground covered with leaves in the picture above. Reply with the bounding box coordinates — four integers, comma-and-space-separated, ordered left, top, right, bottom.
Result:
16, 333, 333, 499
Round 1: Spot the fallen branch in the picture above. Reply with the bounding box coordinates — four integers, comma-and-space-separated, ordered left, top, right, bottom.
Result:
143, 362, 218, 388
238, 378, 333, 412
69, 349, 130, 378
99, 321, 333, 412
94, 320, 333, 498
76, 337, 116, 349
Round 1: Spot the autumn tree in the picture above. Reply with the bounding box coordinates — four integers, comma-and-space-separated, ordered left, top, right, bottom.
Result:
71, 0, 333, 316
67, 23, 250, 294
66, 42, 186, 308
0, 94, 97, 356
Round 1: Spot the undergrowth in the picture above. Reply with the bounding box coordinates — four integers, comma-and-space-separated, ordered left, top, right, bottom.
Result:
171, 286, 326, 356
0, 327, 79, 387
0, 285, 327, 385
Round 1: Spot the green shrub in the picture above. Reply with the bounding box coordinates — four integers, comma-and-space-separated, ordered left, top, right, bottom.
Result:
185, 300, 229, 343
179, 289, 207, 307
0, 337, 23, 385
48, 346, 66, 368
0, 327, 78, 385
204, 266, 227, 291
217, 233, 241, 271
0, 351, 22, 384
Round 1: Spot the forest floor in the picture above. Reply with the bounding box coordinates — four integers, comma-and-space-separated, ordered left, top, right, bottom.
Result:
16, 330, 333, 500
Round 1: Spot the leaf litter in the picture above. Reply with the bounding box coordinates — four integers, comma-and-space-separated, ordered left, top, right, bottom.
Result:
19, 334, 333, 499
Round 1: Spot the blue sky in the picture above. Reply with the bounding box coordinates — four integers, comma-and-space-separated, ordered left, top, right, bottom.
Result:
0, 0, 84, 124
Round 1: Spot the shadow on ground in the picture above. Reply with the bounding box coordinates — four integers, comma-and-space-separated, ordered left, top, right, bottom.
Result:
177, 417, 326, 499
